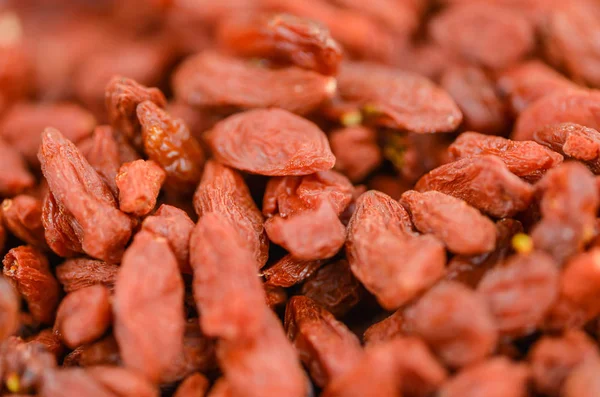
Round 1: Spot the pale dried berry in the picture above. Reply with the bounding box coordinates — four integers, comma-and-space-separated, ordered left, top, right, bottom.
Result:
346, 190, 446, 310
401, 190, 497, 255
477, 252, 559, 337
205, 108, 335, 176
405, 281, 498, 368
55, 285, 112, 349
416, 155, 534, 218
116, 160, 166, 217
136, 101, 205, 191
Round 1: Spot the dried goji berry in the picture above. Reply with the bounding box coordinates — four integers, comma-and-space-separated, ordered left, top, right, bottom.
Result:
448, 131, 563, 182
216, 309, 308, 397
346, 190, 446, 309
323, 336, 447, 397
416, 155, 534, 218
440, 66, 508, 135
194, 160, 268, 268
497, 60, 578, 115
545, 248, 600, 330
1, 195, 48, 249
335, 62, 462, 133
533, 123, 600, 173
55, 258, 118, 294
285, 296, 362, 387
263, 254, 325, 287
173, 51, 336, 115
141, 204, 195, 274
513, 90, 600, 141
0, 138, 35, 197
105, 76, 167, 149
55, 285, 112, 349
113, 230, 184, 383
0, 102, 96, 166
528, 330, 600, 396
438, 357, 530, 397
541, 2, 600, 87
2, 246, 60, 325
401, 190, 497, 255
531, 162, 598, 265
0, 277, 19, 341
189, 212, 265, 339
301, 259, 362, 318
84, 126, 121, 197
217, 12, 342, 75
477, 252, 559, 337
329, 126, 382, 182
405, 281, 498, 368
205, 108, 335, 176
430, 3, 534, 69
38, 128, 133, 263
265, 200, 346, 260
173, 372, 209, 397
115, 160, 166, 217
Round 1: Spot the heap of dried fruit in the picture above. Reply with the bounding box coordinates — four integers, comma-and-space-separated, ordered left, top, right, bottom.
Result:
4, 1, 600, 396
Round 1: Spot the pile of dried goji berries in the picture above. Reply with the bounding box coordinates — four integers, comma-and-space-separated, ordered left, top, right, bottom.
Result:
2, 0, 600, 396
